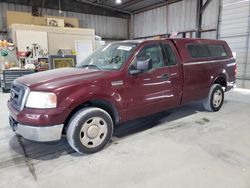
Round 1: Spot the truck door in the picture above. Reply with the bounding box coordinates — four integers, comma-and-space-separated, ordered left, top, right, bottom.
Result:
124, 41, 182, 120
160, 40, 183, 105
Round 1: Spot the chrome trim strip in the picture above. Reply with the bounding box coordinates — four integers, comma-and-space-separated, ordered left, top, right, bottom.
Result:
183, 58, 234, 66
20, 86, 30, 111
226, 81, 236, 90
111, 80, 124, 86
227, 62, 236, 67
12, 80, 30, 111
15, 124, 64, 142
227, 81, 236, 87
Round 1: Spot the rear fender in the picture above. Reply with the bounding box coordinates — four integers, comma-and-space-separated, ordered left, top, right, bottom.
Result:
212, 71, 228, 89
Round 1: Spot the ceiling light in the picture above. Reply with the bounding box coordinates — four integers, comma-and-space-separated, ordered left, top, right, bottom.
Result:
116, 0, 122, 4
58, 0, 63, 14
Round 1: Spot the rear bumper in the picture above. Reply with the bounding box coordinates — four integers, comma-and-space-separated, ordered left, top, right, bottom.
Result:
226, 81, 236, 91
9, 116, 63, 142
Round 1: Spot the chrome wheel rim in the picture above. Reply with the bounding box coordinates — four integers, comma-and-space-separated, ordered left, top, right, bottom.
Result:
79, 117, 108, 148
213, 90, 222, 108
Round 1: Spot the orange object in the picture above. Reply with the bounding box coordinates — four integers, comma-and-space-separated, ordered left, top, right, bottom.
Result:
3, 40, 8, 47
0, 40, 15, 47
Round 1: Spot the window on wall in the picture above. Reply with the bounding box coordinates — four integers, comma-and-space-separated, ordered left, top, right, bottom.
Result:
162, 44, 177, 66
187, 44, 228, 58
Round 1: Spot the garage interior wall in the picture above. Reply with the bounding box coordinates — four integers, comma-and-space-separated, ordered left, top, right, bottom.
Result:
219, 0, 250, 89
132, 0, 250, 89
133, 0, 219, 39
201, 0, 220, 39
1, 0, 250, 89
0, 2, 128, 40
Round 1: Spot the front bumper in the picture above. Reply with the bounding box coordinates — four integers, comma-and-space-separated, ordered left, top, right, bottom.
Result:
7, 100, 66, 126
9, 116, 63, 142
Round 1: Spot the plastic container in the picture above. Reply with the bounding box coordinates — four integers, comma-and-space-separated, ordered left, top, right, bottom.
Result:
0, 48, 20, 73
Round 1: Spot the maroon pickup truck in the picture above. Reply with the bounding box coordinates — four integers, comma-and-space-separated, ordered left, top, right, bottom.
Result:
8, 38, 236, 154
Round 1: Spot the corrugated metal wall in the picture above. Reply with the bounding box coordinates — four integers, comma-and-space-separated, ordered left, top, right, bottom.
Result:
0, 2, 128, 39
133, 6, 167, 38
133, 0, 250, 89
201, 0, 220, 39
133, 0, 219, 39
219, 0, 250, 88
167, 0, 197, 34
133, 0, 197, 38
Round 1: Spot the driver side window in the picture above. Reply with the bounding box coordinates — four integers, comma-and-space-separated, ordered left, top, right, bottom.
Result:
131, 44, 164, 72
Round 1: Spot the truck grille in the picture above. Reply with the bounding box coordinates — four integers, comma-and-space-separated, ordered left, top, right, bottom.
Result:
10, 82, 29, 111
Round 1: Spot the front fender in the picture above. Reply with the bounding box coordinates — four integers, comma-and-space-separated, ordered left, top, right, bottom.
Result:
56, 83, 123, 122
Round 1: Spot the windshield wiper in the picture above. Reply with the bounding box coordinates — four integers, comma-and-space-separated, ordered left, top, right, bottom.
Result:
80, 64, 102, 70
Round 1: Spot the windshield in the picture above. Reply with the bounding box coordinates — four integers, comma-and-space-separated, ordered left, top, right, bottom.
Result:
76, 43, 138, 70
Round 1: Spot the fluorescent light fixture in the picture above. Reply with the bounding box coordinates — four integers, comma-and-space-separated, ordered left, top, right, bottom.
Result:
116, 0, 122, 4
58, 0, 63, 14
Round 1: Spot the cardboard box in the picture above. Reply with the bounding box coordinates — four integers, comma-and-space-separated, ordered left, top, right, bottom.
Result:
33, 17, 47, 26
47, 18, 64, 27
6, 11, 80, 28
6, 11, 33, 27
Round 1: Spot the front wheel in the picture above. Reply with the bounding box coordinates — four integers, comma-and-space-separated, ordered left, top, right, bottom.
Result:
66, 107, 113, 154
203, 84, 224, 112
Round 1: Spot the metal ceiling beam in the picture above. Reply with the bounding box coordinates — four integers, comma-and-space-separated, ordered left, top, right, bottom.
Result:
196, 0, 202, 38
75, 0, 131, 14
201, 0, 212, 14
115, 0, 142, 9
196, 0, 213, 38
1, 0, 130, 18
93, 0, 108, 4
132, 0, 182, 14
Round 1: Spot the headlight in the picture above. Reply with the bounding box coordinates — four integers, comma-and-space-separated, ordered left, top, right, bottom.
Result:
26, 91, 57, 109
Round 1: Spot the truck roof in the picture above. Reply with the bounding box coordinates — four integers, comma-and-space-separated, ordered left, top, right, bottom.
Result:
119, 38, 226, 44
113, 38, 232, 63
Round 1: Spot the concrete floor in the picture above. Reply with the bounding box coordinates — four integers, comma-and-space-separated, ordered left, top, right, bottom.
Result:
0, 88, 250, 188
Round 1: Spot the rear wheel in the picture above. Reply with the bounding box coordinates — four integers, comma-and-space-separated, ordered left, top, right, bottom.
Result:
1, 87, 8, 93
66, 107, 113, 154
203, 84, 224, 112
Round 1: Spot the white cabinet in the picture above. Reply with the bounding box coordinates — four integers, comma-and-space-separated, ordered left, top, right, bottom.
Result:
9, 24, 95, 59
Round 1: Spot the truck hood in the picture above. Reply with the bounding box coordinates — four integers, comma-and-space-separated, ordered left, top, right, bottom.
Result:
16, 68, 111, 90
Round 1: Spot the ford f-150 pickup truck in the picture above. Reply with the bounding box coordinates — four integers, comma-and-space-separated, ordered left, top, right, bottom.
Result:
8, 38, 236, 154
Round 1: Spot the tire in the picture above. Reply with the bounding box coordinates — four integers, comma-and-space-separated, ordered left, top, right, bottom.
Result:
203, 84, 224, 112
66, 107, 113, 154
1, 87, 8, 93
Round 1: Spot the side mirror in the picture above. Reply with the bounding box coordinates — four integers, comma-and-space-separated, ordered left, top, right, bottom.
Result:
136, 57, 151, 71
129, 57, 151, 75
129, 69, 141, 75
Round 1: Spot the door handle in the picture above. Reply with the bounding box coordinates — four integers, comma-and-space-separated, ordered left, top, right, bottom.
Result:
161, 74, 169, 81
